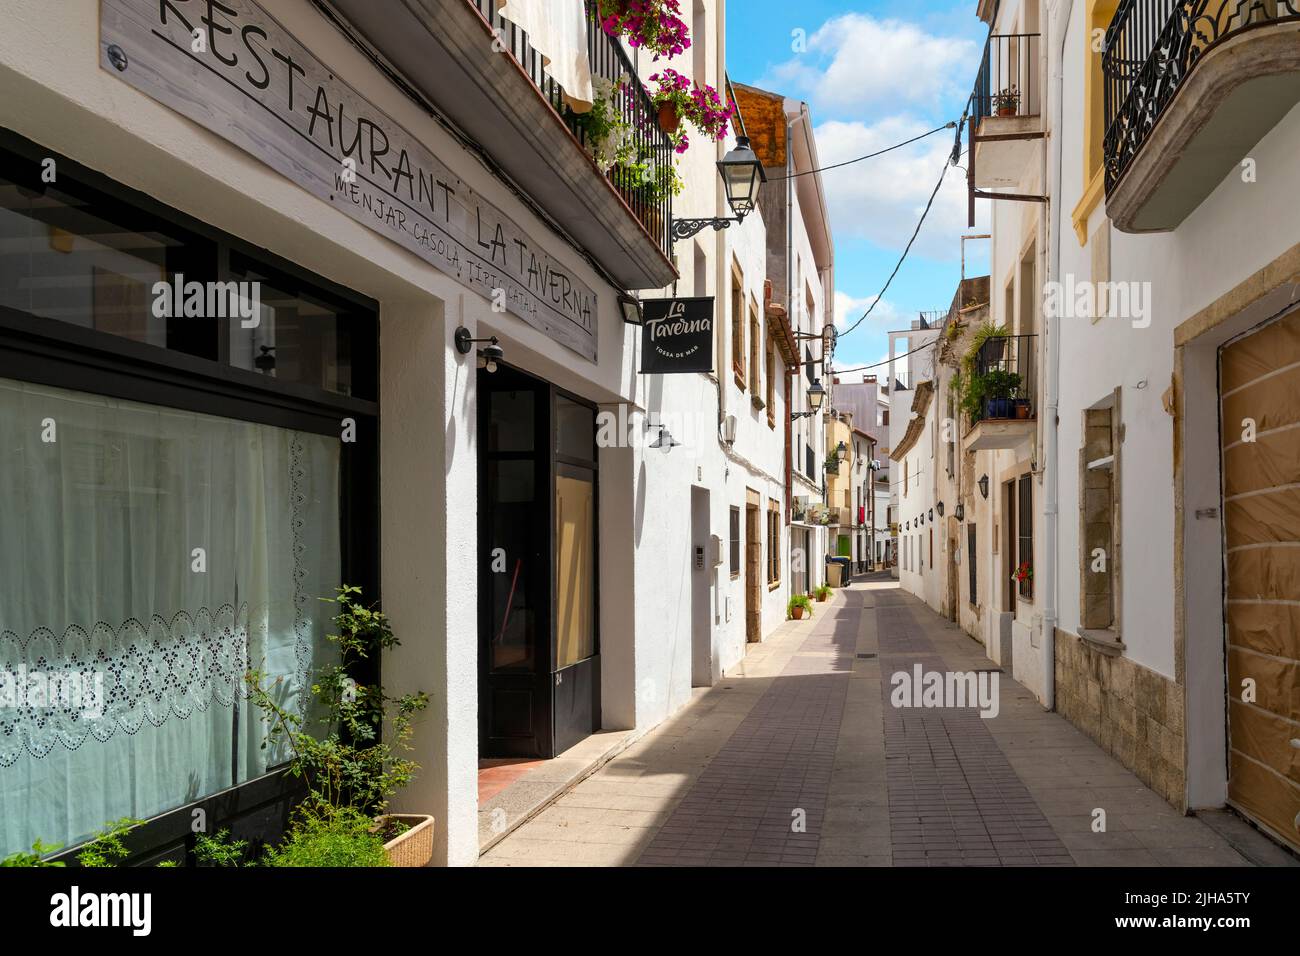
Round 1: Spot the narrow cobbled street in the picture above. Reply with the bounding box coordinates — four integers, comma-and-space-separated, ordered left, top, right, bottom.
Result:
482, 576, 1294, 867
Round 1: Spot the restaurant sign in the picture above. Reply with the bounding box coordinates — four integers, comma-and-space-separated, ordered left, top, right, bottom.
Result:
99, 0, 598, 361
641, 297, 714, 375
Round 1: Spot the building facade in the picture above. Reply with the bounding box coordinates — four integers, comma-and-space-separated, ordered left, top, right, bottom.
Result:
0, 0, 837, 866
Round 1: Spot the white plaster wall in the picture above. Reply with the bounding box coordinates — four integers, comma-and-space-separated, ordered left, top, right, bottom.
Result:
1052, 0, 1300, 687
0, 0, 694, 865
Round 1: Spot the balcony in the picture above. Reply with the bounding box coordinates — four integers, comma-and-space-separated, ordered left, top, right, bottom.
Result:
968, 33, 1044, 191
326, 0, 677, 289
962, 334, 1037, 452
1103, 1, 1300, 233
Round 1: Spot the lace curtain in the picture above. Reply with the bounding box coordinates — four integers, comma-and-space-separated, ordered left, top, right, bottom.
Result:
0, 378, 340, 856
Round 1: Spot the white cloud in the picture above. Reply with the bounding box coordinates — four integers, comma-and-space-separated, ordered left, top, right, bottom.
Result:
814, 116, 988, 260
764, 15, 979, 117
834, 290, 900, 329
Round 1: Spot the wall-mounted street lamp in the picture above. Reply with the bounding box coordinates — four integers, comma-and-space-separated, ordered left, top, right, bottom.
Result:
937, 501, 945, 517
928, 508, 934, 522
718, 414, 738, 446
978, 474, 990, 499
671, 136, 767, 242
791, 379, 826, 421
835, 441, 848, 463
955, 503, 965, 521
648, 422, 680, 454
455, 327, 505, 373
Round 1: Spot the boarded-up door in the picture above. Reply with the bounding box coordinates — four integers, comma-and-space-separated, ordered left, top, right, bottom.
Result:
1220, 309, 1300, 851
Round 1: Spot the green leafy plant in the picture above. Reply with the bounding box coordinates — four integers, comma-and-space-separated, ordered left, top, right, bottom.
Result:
263, 807, 392, 868
959, 324, 1010, 422
814, 584, 832, 601
614, 151, 684, 207
246, 586, 430, 825
194, 829, 249, 868
787, 593, 813, 619
984, 368, 1022, 400
76, 818, 142, 868
1, 841, 66, 867
571, 77, 634, 172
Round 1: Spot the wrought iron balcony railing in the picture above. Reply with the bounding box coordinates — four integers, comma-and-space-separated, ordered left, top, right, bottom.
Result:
468, 0, 675, 257
1103, 0, 1300, 192
969, 334, 1037, 425
970, 33, 1042, 129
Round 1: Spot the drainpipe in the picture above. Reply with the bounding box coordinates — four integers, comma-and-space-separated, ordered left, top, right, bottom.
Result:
1042, 0, 1075, 711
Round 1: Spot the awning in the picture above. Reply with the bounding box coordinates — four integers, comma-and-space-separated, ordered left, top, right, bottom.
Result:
497, 0, 594, 112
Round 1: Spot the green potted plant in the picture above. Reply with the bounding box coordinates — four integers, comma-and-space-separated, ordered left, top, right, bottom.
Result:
246, 585, 432, 868
993, 87, 1020, 116
788, 593, 813, 620
814, 584, 832, 603
824, 452, 842, 475
983, 368, 1022, 419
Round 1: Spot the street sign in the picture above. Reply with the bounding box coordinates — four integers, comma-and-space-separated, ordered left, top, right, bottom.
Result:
641, 297, 714, 374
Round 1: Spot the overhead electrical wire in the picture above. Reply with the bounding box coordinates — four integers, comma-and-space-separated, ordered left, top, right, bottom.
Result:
767, 121, 957, 181
836, 111, 969, 342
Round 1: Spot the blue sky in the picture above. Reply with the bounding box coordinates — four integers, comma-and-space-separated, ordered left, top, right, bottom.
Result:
725, 1, 991, 376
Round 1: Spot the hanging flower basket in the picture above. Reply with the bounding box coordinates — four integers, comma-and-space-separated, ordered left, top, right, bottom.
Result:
657, 102, 680, 135
596, 0, 690, 60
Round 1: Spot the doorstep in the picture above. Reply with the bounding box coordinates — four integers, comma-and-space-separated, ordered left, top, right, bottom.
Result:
478, 729, 639, 856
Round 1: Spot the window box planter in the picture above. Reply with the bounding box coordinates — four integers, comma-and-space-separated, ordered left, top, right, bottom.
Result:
375, 814, 436, 868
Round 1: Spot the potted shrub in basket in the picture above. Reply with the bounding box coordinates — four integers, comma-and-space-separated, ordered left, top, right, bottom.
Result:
788, 593, 813, 620
246, 585, 433, 867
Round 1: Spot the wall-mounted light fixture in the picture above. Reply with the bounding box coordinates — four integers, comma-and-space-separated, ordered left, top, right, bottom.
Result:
937, 501, 945, 517
618, 292, 643, 326
718, 415, 738, 446
955, 503, 965, 522
835, 440, 849, 463
254, 345, 276, 372
671, 136, 767, 242
929, 508, 934, 522
978, 474, 990, 499
454, 327, 505, 373
791, 379, 826, 421
648, 423, 680, 454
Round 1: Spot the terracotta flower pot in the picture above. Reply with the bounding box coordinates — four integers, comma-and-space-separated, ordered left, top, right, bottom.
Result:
816, 593, 828, 603
791, 606, 804, 620
657, 102, 680, 135
374, 814, 435, 868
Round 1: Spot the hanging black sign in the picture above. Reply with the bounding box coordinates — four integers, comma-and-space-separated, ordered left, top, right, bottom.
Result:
641, 297, 714, 374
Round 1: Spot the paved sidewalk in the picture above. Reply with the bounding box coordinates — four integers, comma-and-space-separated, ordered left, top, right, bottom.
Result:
480, 578, 1289, 867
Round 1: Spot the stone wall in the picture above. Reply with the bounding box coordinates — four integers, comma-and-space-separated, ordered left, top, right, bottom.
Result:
1055, 629, 1186, 809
